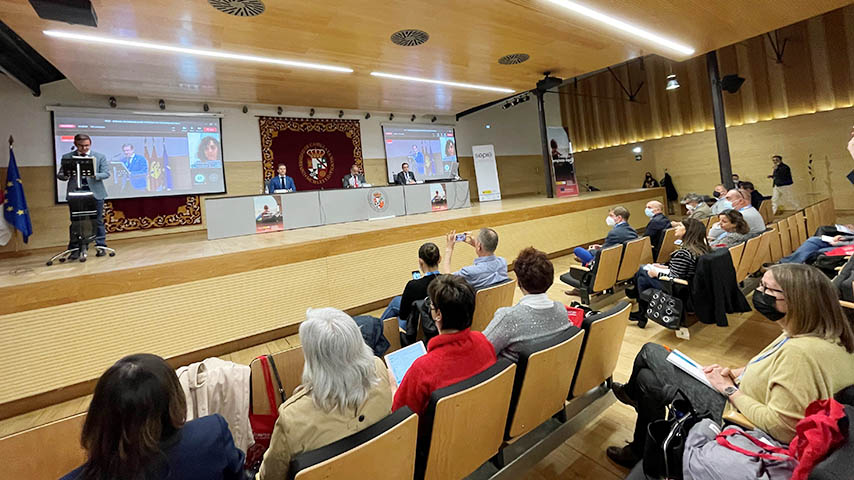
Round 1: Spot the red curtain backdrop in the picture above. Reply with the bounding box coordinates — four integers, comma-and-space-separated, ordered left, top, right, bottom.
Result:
104, 195, 201, 233
259, 117, 362, 191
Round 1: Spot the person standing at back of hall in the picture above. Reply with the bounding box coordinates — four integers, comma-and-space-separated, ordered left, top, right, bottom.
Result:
768, 154, 797, 214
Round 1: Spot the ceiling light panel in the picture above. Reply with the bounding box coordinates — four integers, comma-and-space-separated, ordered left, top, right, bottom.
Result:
370, 72, 515, 93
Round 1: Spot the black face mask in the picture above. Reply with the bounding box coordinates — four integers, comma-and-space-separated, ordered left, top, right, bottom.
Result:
713, 191, 721, 198
753, 290, 785, 321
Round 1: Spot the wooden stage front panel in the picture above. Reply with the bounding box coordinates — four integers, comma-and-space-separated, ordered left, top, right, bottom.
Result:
0, 189, 662, 418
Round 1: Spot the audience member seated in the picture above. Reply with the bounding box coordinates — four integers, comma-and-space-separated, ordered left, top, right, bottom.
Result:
679, 193, 712, 221
573, 206, 638, 266
710, 184, 731, 215
779, 231, 854, 264
709, 189, 765, 238
392, 275, 496, 416
709, 209, 751, 249
483, 247, 572, 362
61, 354, 245, 480
643, 200, 671, 261
740, 181, 767, 210
628, 218, 710, 328
380, 242, 441, 328
257, 308, 392, 480
606, 264, 854, 468
440, 228, 509, 290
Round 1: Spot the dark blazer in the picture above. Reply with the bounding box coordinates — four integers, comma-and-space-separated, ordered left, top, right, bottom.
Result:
57, 151, 110, 200
395, 171, 416, 185
268, 175, 296, 192
691, 248, 751, 327
342, 173, 367, 188
602, 222, 639, 249
772, 162, 793, 187
61, 414, 244, 480
644, 213, 671, 260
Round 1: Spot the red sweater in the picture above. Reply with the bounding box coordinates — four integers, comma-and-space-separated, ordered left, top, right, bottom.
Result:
392, 329, 496, 416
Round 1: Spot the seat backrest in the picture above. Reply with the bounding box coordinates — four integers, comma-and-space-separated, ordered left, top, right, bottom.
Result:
471, 279, 517, 331
822, 197, 836, 226
777, 220, 792, 256
250, 346, 305, 415
591, 244, 622, 292
617, 238, 645, 282
758, 199, 773, 225
736, 235, 762, 283
505, 327, 585, 439
746, 231, 772, 275
1, 413, 86, 480
787, 215, 802, 249
421, 359, 516, 480
570, 301, 631, 397
793, 211, 808, 247
290, 408, 418, 480
383, 317, 402, 353
728, 242, 745, 273
768, 224, 783, 263
655, 228, 678, 263
638, 236, 653, 265
805, 205, 819, 237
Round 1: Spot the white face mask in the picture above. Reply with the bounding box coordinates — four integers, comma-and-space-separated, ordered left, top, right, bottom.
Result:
606, 216, 617, 227
686, 204, 695, 211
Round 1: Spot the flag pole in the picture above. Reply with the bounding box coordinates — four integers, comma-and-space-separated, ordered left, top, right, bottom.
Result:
8, 135, 12, 147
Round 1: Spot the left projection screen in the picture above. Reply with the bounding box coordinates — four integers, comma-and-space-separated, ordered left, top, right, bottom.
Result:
53, 110, 226, 202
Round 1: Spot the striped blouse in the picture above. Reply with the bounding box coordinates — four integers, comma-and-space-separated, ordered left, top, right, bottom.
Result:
667, 248, 699, 280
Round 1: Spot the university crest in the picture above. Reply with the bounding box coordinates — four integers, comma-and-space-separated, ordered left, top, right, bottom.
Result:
298, 143, 335, 185
368, 190, 388, 212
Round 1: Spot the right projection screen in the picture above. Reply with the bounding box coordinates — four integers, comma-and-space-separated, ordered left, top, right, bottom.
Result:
381, 125, 458, 183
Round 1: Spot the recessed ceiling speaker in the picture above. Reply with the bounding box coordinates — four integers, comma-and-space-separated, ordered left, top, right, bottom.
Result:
720, 74, 745, 94
390, 29, 429, 47
207, 0, 265, 17
29, 0, 98, 27
498, 53, 530, 65
158, 99, 166, 110
108, 96, 116, 108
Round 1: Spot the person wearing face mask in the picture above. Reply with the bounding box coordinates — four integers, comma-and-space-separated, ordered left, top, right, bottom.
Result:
641, 172, 659, 189
606, 263, 854, 468
710, 184, 731, 215
679, 193, 712, 221
709, 209, 750, 248
572, 206, 638, 267
708, 188, 765, 239
627, 218, 710, 327
642, 200, 671, 260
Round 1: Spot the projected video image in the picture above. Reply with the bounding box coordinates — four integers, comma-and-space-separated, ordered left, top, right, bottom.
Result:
382, 126, 458, 183
53, 111, 226, 202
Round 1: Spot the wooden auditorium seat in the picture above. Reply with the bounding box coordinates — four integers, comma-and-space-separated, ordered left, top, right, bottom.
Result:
758, 199, 774, 224
638, 235, 653, 265
1, 413, 86, 480
561, 244, 622, 307
569, 301, 631, 398
288, 408, 418, 480
250, 347, 305, 414
655, 227, 678, 263
616, 237, 645, 284
735, 235, 762, 283
787, 214, 803, 249
793, 211, 808, 247
778, 220, 793, 257
418, 359, 516, 480
728, 242, 746, 274
805, 204, 820, 236
382, 317, 402, 353
470, 279, 517, 332
767, 224, 783, 263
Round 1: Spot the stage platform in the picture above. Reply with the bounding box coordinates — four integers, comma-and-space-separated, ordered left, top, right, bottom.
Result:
0, 188, 663, 418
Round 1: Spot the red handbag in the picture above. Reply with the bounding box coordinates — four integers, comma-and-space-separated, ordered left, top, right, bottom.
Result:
245, 355, 284, 470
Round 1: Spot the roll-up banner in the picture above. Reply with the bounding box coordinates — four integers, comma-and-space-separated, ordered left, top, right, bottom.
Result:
472, 144, 501, 202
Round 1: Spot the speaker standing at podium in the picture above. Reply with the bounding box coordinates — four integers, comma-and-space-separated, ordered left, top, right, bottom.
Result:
56, 134, 110, 257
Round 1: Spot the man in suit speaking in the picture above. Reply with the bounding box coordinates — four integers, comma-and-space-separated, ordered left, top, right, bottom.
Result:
267, 163, 296, 193
395, 162, 417, 185
342, 164, 367, 188
56, 134, 111, 258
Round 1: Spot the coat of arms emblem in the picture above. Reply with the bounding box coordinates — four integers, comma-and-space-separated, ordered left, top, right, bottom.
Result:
298, 143, 335, 184
368, 190, 387, 212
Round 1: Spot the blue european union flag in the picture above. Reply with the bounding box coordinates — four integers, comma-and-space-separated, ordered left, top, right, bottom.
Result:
4, 147, 32, 243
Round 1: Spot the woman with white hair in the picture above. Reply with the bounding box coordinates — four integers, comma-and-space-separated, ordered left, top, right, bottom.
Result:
257, 308, 393, 480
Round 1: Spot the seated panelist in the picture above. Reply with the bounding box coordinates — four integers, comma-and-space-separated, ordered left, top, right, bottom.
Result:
267, 163, 296, 193
394, 162, 417, 185
342, 164, 367, 188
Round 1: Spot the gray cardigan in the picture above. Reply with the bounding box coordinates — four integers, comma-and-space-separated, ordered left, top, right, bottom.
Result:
482, 301, 571, 362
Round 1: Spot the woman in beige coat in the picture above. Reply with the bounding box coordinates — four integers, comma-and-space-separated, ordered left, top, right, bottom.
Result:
257, 308, 393, 480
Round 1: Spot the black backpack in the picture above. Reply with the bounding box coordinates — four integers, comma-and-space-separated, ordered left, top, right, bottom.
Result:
402, 297, 438, 347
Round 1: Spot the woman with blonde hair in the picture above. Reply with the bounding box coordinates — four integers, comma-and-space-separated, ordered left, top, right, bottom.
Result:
607, 263, 854, 467
257, 308, 392, 480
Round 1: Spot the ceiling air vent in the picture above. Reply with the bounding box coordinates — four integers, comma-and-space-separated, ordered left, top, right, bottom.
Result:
390, 29, 429, 47
498, 53, 530, 65
208, 0, 265, 17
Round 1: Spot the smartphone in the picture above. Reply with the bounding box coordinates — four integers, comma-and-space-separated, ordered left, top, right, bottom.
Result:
454, 233, 467, 242
412, 270, 422, 280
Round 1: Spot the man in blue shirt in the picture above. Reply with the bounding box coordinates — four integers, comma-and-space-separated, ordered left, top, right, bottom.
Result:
574, 206, 638, 266
440, 227, 509, 290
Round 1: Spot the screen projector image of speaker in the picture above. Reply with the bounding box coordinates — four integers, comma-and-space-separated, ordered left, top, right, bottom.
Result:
52, 110, 227, 202
381, 125, 458, 183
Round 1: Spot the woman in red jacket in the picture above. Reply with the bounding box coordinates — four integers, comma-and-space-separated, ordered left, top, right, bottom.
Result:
392, 274, 496, 415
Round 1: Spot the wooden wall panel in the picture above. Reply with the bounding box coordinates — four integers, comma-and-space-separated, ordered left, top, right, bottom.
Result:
561, 4, 854, 152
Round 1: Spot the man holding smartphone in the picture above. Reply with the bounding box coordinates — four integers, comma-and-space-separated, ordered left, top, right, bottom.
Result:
441, 227, 509, 290
380, 242, 442, 328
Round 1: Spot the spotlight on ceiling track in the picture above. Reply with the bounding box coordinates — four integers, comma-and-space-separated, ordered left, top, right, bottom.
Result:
158, 99, 166, 110
338, 110, 344, 118
108, 96, 117, 108
665, 74, 680, 91
431, 116, 437, 123
389, 113, 394, 121
310, 108, 315, 117
277, 106, 283, 115
364, 112, 371, 119
203, 103, 210, 112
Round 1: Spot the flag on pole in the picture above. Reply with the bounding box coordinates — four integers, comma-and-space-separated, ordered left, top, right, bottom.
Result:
0, 177, 11, 246
162, 139, 173, 190
4, 144, 33, 243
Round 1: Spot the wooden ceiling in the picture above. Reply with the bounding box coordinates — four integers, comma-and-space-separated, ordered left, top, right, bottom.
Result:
1, 0, 849, 113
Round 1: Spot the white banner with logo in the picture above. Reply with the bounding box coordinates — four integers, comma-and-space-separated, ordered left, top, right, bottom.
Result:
472, 144, 501, 202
